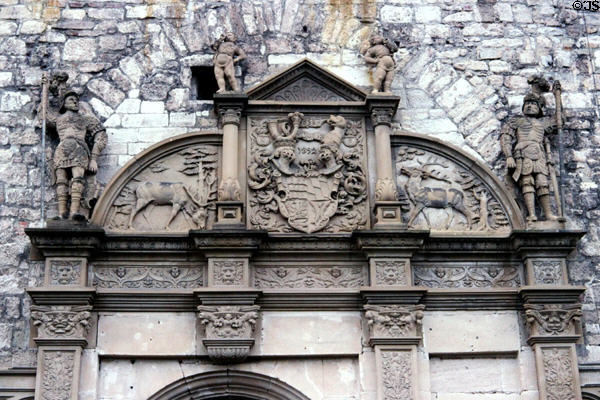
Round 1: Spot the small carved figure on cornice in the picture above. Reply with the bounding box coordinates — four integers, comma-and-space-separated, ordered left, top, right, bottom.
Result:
31, 305, 92, 339
198, 305, 260, 339
364, 304, 424, 338
211, 32, 246, 93
43, 73, 107, 220
501, 76, 563, 224
524, 304, 582, 336
360, 35, 398, 94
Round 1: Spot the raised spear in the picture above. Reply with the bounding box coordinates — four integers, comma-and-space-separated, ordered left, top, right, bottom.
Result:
552, 80, 566, 218
40, 73, 49, 224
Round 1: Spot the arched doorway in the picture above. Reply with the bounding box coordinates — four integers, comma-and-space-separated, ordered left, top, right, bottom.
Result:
147, 370, 311, 400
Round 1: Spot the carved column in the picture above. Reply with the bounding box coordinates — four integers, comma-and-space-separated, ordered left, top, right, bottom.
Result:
214, 93, 248, 225
363, 303, 425, 400
367, 95, 401, 227
521, 288, 585, 400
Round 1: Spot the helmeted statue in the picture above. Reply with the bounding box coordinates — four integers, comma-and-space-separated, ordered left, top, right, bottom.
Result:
500, 76, 560, 223
211, 32, 246, 93
44, 75, 107, 220
360, 34, 398, 94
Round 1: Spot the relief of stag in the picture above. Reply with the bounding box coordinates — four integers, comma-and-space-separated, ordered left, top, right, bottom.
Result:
400, 164, 474, 230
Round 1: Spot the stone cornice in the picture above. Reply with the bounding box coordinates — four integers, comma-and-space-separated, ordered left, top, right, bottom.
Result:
26, 226, 105, 259
27, 287, 96, 306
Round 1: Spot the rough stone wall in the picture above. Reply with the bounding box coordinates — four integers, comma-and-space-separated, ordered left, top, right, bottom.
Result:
0, 0, 599, 371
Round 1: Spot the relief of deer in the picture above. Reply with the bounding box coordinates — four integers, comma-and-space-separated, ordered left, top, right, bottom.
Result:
400, 166, 474, 230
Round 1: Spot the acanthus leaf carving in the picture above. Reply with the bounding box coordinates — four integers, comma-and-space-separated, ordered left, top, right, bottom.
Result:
254, 266, 365, 288
93, 266, 204, 289
381, 350, 412, 400
31, 305, 92, 340
248, 113, 368, 233
41, 350, 75, 400
542, 347, 577, 400
364, 304, 424, 338
525, 304, 582, 336
197, 305, 260, 339
413, 264, 521, 288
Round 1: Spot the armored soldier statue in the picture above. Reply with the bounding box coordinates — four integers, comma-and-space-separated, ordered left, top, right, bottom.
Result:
500, 76, 560, 223
211, 32, 246, 93
360, 35, 398, 94
45, 84, 107, 220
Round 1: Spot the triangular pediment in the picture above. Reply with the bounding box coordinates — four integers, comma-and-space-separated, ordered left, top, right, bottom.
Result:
246, 59, 367, 102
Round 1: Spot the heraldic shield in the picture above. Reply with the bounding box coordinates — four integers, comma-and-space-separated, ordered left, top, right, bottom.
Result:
247, 112, 369, 234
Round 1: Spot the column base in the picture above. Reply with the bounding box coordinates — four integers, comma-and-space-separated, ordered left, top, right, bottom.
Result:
374, 201, 405, 228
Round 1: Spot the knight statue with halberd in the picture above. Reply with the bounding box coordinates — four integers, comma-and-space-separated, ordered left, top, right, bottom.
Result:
43, 72, 107, 221
500, 76, 562, 224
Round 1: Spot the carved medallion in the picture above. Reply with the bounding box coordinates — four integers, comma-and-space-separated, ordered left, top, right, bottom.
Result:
92, 265, 203, 289
394, 146, 511, 232
413, 263, 521, 288
254, 266, 365, 288
542, 347, 577, 400
248, 113, 368, 233
104, 145, 218, 232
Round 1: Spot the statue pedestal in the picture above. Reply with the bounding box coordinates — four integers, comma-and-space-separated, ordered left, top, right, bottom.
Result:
374, 201, 404, 228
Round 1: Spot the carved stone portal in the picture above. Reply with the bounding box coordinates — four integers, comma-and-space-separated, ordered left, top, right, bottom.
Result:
394, 146, 511, 232
104, 145, 218, 232
197, 305, 260, 364
248, 113, 368, 233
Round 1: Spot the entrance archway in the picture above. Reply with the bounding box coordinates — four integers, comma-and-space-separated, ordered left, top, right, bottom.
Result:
147, 370, 312, 400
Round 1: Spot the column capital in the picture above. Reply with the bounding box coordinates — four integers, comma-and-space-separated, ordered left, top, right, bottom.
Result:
366, 94, 400, 127
214, 93, 248, 127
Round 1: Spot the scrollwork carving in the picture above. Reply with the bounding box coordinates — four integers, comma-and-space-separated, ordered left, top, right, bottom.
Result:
197, 305, 260, 339
525, 304, 581, 336
542, 347, 577, 400
254, 266, 365, 288
31, 306, 92, 340
413, 264, 521, 288
364, 305, 424, 338
248, 113, 368, 233
381, 351, 412, 400
41, 350, 75, 400
93, 266, 203, 288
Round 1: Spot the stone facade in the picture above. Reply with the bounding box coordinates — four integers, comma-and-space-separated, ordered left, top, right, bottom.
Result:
0, 1, 599, 400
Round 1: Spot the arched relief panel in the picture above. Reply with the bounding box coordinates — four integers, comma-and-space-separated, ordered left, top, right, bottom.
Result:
391, 132, 525, 233
147, 370, 312, 400
91, 132, 222, 232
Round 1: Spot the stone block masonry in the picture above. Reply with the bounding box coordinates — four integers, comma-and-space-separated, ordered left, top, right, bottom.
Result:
0, 0, 599, 378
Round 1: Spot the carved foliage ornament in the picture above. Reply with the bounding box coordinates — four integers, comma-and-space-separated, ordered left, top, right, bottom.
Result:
212, 260, 244, 286
532, 260, 564, 285
395, 146, 511, 232
31, 305, 92, 339
374, 260, 408, 286
254, 266, 365, 288
248, 113, 368, 233
542, 347, 577, 400
198, 305, 260, 339
413, 264, 521, 288
41, 350, 75, 400
525, 304, 582, 336
381, 351, 412, 400
105, 145, 218, 232
93, 266, 203, 289
364, 305, 424, 338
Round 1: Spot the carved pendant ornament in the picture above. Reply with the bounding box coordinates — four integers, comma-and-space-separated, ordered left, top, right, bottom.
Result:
31, 305, 92, 339
394, 146, 511, 232
364, 305, 424, 338
248, 113, 368, 233
105, 145, 218, 232
525, 304, 582, 336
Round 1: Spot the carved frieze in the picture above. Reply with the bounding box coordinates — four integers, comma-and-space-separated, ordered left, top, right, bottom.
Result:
530, 259, 564, 285
364, 305, 424, 338
92, 266, 203, 289
210, 259, 245, 286
104, 145, 218, 232
373, 260, 409, 286
31, 306, 92, 340
525, 304, 581, 336
253, 266, 365, 288
413, 263, 521, 288
47, 259, 84, 286
394, 146, 511, 232
542, 347, 577, 400
40, 350, 75, 400
247, 113, 369, 233
380, 350, 413, 400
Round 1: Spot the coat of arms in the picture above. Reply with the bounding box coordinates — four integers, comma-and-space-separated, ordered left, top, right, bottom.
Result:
248, 113, 368, 233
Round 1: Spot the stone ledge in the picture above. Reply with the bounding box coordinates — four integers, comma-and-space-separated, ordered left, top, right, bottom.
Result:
27, 287, 96, 306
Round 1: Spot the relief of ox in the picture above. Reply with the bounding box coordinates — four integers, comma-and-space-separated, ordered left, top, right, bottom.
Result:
128, 181, 207, 230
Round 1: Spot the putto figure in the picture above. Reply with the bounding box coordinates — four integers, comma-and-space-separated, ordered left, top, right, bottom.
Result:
360, 35, 398, 94
211, 32, 246, 93
500, 76, 561, 224
44, 75, 107, 220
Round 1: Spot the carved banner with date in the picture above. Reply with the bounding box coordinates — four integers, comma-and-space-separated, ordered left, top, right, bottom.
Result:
247, 113, 369, 233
